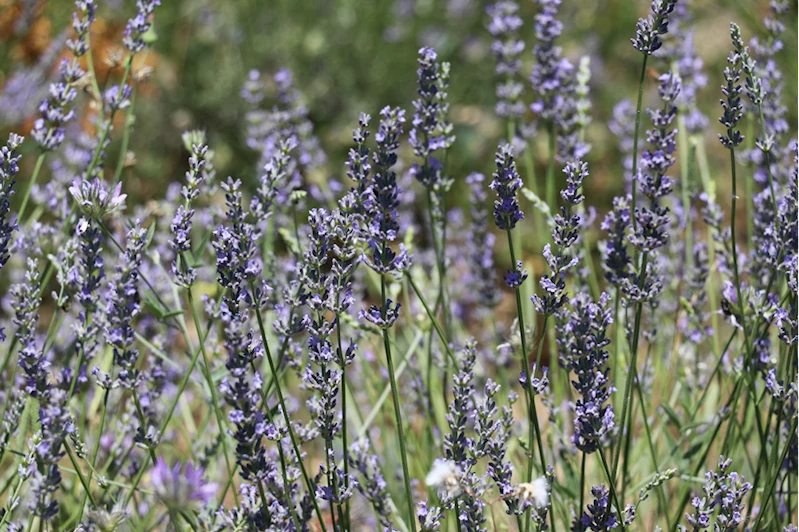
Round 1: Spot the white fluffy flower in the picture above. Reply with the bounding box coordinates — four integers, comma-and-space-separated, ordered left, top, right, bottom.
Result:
515, 477, 549, 508
425, 459, 462, 498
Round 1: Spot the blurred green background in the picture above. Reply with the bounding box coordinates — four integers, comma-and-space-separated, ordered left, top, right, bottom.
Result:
1, 0, 796, 211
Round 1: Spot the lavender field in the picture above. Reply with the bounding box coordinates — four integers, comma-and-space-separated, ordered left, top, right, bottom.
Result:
0, 0, 796, 530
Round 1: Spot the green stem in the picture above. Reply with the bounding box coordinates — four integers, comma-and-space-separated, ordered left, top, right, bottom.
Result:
380, 272, 417, 532
545, 122, 556, 213
751, 418, 797, 531
598, 448, 626, 532
335, 311, 352, 530
251, 291, 328, 532
629, 54, 649, 235
186, 289, 239, 505
406, 273, 457, 367
17, 153, 46, 222
677, 112, 694, 274
613, 252, 649, 483
112, 87, 137, 184
506, 229, 549, 532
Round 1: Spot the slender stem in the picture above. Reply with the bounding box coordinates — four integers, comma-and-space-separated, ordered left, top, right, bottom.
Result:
579, 453, 586, 516
406, 272, 457, 366
380, 272, 417, 532
64, 443, 97, 507
630, 54, 649, 234
124, 323, 220, 506
598, 448, 626, 532
335, 311, 352, 530
252, 292, 329, 532
632, 365, 671, 530
17, 153, 46, 222
755, 108, 780, 223
0, 476, 25, 530
75, 387, 110, 523
506, 229, 550, 532
545, 122, 556, 213
186, 289, 239, 505
613, 252, 649, 483
751, 418, 797, 531
112, 88, 137, 184
276, 442, 302, 531
83, 57, 135, 181
677, 112, 694, 274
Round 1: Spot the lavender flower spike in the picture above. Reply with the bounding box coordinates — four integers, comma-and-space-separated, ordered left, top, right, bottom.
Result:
0, 133, 23, 272
561, 292, 615, 453
719, 26, 745, 149
631, 0, 679, 55
170, 134, 210, 287
66, 0, 97, 58
69, 177, 127, 220
123, 0, 162, 53
31, 60, 83, 151
489, 143, 524, 231
410, 47, 452, 188
150, 457, 218, 511
530, 0, 570, 123
486, 2, 525, 119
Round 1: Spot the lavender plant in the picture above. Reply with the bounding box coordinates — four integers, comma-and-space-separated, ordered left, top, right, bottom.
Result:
0, 1, 795, 531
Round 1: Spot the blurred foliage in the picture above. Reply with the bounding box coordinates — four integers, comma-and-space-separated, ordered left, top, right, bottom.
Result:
1, 0, 796, 213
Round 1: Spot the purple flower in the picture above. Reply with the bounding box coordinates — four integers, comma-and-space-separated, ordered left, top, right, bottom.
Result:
489, 143, 524, 230
629, 72, 680, 258
13, 258, 46, 398
529, 0, 571, 123
466, 172, 500, 312
150, 457, 218, 510
486, 2, 525, 119
631, 0, 678, 55
169, 135, 211, 287
102, 224, 146, 389
31, 59, 83, 151
0, 133, 23, 271
123, 0, 161, 53
660, 4, 709, 134
242, 69, 325, 176
69, 178, 127, 220
719, 26, 746, 149
350, 439, 395, 528
533, 160, 587, 315
362, 106, 411, 277
66, 0, 96, 58
749, 1, 790, 169
575, 484, 618, 531
683, 456, 752, 530
558, 292, 615, 453
410, 47, 453, 188
252, 137, 296, 223
483, 389, 521, 515
418, 500, 444, 531
503, 260, 528, 289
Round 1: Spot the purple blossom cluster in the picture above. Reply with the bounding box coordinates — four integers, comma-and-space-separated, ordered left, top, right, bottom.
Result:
0, 1, 795, 531
486, 2, 526, 119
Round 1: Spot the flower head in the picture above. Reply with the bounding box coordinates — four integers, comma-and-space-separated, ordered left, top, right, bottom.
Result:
69, 178, 127, 219
486, 2, 525, 118
489, 143, 524, 230
150, 457, 218, 510
631, 0, 679, 55
123, 0, 161, 53
514, 477, 549, 508
0, 133, 23, 270
425, 459, 462, 499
